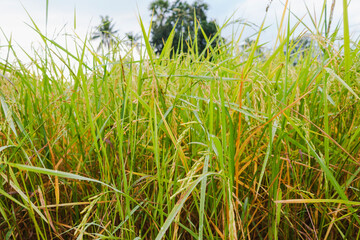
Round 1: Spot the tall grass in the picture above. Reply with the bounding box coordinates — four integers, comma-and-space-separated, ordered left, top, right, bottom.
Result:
1, 1, 360, 239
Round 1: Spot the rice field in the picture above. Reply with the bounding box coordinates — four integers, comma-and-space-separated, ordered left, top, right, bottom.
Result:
1, 1, 360, 239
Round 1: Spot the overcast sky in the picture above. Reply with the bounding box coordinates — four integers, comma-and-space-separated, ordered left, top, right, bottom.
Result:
1, 0, 360, 62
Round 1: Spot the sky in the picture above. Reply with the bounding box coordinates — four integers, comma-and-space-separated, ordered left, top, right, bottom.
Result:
1, 0, 360, 62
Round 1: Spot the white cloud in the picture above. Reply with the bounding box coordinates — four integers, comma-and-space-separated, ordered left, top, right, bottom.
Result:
0, 0, 151, 63
230, 0, 360, 45
1, 0, 359, 63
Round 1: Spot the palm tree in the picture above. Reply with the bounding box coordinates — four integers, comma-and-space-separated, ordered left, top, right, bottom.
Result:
91, 16, 118, 51
284, 34, 320, 66
125, 32, 142, 55
240, 38, 265, 61
125, 32, 141, 48
149, 0, 170, 27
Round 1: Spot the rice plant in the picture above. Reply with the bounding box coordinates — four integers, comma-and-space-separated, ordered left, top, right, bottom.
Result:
1, 0, 360, 239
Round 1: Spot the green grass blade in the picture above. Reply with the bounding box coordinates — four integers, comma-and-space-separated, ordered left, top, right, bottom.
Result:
155, 172, 217, 240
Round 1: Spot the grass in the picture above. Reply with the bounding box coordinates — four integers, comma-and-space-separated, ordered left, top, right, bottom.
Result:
1, 1, 360, 239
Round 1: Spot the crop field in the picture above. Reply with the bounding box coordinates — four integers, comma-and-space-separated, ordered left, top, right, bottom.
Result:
1, 1, 360, 239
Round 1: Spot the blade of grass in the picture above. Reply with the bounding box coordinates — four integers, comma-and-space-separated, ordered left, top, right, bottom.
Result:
155, 172, 217, 240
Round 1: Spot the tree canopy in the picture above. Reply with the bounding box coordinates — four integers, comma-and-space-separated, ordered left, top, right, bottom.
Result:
149, 0, 221, 56
284, 34, 321, 66
91, 16, 118, 51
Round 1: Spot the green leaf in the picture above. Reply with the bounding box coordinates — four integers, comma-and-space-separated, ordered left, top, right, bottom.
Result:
155, 172, 217, 240
325, 68, 359, 99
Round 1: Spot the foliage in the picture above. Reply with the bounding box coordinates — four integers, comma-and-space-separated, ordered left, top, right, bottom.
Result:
240, 38, 266, 61
284, 34, 322, 66
149, 0, 221, 55
91, 15, 118, 51
125, 32, 142, 47
1, 1, 360, 239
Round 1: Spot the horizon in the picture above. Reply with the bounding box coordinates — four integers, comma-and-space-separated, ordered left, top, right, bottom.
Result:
1, 0, 360, 64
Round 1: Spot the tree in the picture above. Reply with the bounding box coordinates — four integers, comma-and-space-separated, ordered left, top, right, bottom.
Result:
125, 32, 142, 48
284, 34, 321, 66
125, 32, 142, 55
91, 16, 118, 51
240, 38, 265, 61
149, 0, 221, 56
